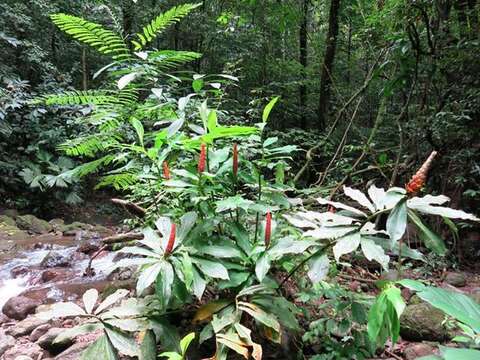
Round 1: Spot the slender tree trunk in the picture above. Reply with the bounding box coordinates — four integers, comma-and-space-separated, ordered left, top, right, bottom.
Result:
82, 47, 88, 91
299, 0, 309, 128
122, 0, 134, 50
317, 0, 341, 130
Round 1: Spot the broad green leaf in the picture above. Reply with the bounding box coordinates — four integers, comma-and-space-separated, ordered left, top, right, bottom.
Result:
397, 279, 427, 292
36, 302, 86, 320
268, 237, 317, 257
117, 72, 138, 90
207, 109, 217, 132
150, 319, 181, 353
384, 286, 406, 317
83, 288, 99, 314
316, 198, 367, 218
408, 210, 447, 255
180, 332, 195, 355
139, 330, 156, 360
255, 253, 271, 282
307, 254, 330, 283
360, 238, 389, 270
81, 335, 117, 360
105, 318, 148, 332
177, 211, 197, 243
237, 301, 281, 333
440, 346, 480, 360
137, 262, 163, 295
155, 261, 174, 310
216, 195, 254, 212
386, 200, 407, 244
262, 96, 280, 123
193, 300, 231, 323
95, 289, 130, 315
368, 185, 387, 210
105, 327, 139, 357
407, 202, 479, 222
304, 226, 358, 240
191, 266, 207, 299
159, 352, 182, 360
131, 118, 145, 147
54, 323, 103, 344
194, 257, 229, 280
200, 244, 244, 259
343, 186, 375, 213
333, 232, 361, 262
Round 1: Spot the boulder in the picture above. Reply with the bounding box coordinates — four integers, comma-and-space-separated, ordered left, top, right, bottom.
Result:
37, 327, 74, 353
2, 295, 42, 320
16, 214, 53, 234
40, 251, 71, 268
2, 341, 45, 360
400, 302, 449, 341
0, 330, 15, 356
444, 272, 467, 287
61, 222, 92, 236
403, 342, 436, 360
29, 323, 51, 342
3, 209, 19, 219
6, 316, 47, 337
0, 215, 16, 227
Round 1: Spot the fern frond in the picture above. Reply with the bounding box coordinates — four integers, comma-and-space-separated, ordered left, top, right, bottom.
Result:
34, 90, 117, 106
65, 154, 115, 178
149, 50, 202, 70
96, 172, 138, 190
50, 13, 131, 60
58, 135, 120, 157
132, 3, 201, 51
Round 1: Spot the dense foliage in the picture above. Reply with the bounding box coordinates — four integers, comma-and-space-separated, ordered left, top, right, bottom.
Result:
2, 0, 480, 359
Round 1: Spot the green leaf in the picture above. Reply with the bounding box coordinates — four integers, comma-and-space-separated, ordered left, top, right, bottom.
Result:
408, 210, 447, 255
191, 266, 207, 299
105, 327, 139, 357
83, 288, 99, 314
137, 262, 163, 295
262, 96, 280, 123
155, 261, 175, 310
360, 238, 389, 270
192, 78, 204, 92
54, 323, 103, 345
440, 346, 480, 360
333, 232, 361, 262
139, 330, 157, 360
95, 289, 130, 315
307, 254, 330, 283
193, 257, 229, 280
238, 301, 281, 333
180, 332, 195, 356
397, 279, 427, 292
255, 253, 271, 282
343, 186, 375, 213
81, 335, 117, 360
36, 302, 86, 320
386, 200, 407, 244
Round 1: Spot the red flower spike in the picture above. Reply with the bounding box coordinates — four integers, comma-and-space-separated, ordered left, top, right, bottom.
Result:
165, 223, 176, 255
198, 143, 206, 173
406, 151, 438, 195
328, 205, 336, 213
233, 143, 238, 178
265, 211, 272, 247
162, 161, 171, 180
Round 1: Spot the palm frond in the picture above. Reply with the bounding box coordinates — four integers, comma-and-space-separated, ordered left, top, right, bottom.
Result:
64, 154, 115, 178
131, 3, 201, 51
34, 90, 117, 106
50, 13, 131, 60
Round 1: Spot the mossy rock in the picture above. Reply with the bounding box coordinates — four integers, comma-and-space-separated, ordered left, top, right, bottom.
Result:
0, 215, 28, 240
400, 302, 450, 341
16, 215, 53, 234
0, 215, 16, 227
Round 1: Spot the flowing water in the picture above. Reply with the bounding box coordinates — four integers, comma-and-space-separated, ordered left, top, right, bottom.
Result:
0, 235, 118, 309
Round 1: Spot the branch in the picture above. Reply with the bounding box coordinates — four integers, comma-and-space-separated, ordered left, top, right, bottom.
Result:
111, 198, 146, 218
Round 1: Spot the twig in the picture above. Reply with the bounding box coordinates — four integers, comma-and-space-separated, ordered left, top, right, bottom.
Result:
102, 232, 144, 244
111, 198, 146, 218
84, 244, 108, 277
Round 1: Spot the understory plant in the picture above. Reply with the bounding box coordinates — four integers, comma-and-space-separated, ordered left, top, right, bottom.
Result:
34, 3, 480, 359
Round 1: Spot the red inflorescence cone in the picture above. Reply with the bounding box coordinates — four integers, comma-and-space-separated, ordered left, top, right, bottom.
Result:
163, 161, 171, 180
198, 143, 206, 174
406, 151, 438, 195
165, 223, 176, 255
265, 211, 272, 247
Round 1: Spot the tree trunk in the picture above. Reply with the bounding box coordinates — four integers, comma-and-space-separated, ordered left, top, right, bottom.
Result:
122, 0, 134, 50
82, 47, 88, 91
299, 0, 309, 129
317, 0, 341, 130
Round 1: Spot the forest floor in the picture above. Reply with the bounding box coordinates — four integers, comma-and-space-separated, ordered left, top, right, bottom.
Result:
0, 206, 478, 359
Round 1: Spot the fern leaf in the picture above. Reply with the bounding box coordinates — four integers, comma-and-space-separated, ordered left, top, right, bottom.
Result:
96, 173, 138, 190
149, 50, 202, 69
58, 135, 120, 157
50, 13, 131, 60
34, 90, 117, 106
64, 155, 115, 178
132, 3, 201, 51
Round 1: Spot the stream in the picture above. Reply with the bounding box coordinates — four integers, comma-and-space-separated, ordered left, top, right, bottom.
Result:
0, 234, 118, 310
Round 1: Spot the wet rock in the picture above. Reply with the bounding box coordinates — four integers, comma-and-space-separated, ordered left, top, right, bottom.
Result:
77, 240, 100, 255
16, 214, 53, 234
38, 327, 74, 353
40, 268, 75, 283
61, 222, 92, 236
11, 265, 30, 278
40, 251, 71, 268
2, 295, 41, 320
107, 267, 134, 281
0, 216, 27, 239
14, 356, 34, 360
400, 302, 449, 341
3, 209, 19, 219
0, 330, 15, 356
444, 272, 467, 287
404, 342, 436, 360
2, 340, 45, 360
49, 218, 65, 232
6, 316, 47, 337
29, 323, 51, 342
